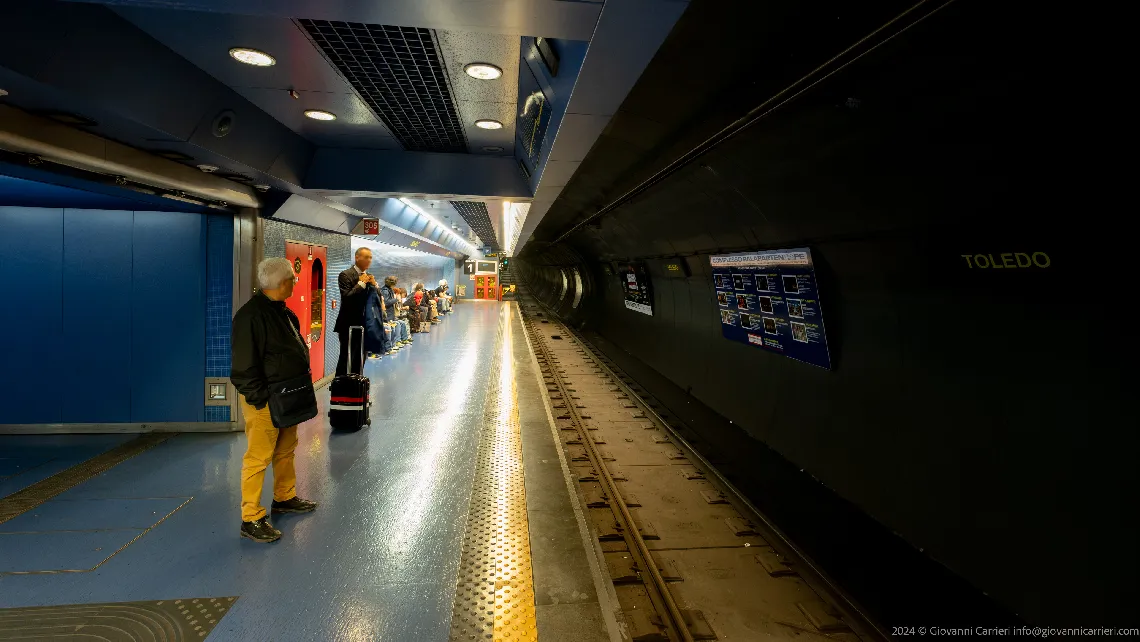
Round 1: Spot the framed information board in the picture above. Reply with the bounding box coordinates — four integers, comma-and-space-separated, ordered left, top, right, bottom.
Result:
711, 248, 832, 369
619, 263, 653, 316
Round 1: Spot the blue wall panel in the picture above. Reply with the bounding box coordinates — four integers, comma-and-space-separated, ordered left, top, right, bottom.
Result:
0, 207, 64, 424
130, 211, 206, 422
62, 209, 133, 422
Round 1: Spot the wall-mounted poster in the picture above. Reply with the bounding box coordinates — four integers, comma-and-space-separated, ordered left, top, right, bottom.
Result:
619, 263, 653, 315
711, 248, 832, 369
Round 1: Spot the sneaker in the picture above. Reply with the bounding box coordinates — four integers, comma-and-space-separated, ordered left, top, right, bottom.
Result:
272, 496, 318, 514
240, 517, 281, 543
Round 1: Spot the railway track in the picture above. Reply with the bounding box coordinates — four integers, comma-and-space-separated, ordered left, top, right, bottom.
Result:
516, 291, 887, 642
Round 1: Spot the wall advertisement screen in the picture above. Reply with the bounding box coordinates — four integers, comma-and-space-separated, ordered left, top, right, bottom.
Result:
619, 263, 653, 316
711, 248, 832, 369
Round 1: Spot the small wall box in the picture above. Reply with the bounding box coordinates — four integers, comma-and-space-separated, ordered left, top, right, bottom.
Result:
205, 377, 230, 406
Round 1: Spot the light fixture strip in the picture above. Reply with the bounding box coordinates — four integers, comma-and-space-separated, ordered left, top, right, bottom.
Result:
399, 198, 476, 251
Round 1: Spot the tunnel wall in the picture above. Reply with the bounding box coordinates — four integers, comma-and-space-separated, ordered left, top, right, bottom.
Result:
516, 5, 1133, 627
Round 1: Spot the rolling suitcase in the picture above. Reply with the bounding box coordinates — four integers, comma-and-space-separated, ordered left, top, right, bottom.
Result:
329, 326, 371, 431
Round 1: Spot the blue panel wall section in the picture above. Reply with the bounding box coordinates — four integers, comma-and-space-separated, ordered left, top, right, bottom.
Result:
130, 211, 206, 422
62, 209, 133, 423
205, 214, 233, 422
0, 207, 63, 424
0, 207, 229, 425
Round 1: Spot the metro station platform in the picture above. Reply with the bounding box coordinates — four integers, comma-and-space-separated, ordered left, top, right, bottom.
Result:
0, 303, 616, 642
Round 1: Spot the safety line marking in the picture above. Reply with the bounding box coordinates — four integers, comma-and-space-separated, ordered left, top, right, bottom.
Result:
449, 303, 538, 642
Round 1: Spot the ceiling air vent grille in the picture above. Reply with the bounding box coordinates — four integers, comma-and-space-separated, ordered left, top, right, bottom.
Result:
451, 201, 500, 252
298, 20, 468, 153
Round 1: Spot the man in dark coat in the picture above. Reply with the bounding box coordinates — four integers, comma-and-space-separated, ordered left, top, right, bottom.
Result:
334, 247, 375, 375
231, 257, 319, 543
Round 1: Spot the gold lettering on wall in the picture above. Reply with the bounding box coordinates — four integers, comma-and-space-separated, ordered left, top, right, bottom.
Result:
961, 252, 1050, 268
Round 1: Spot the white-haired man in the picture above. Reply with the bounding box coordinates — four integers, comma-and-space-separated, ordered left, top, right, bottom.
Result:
230, 257, 319, 543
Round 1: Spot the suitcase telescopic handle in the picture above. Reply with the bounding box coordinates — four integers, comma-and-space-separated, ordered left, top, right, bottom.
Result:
350, 325, 364, 375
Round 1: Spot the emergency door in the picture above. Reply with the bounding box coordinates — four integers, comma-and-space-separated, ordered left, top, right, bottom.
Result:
284, 242, 327, 382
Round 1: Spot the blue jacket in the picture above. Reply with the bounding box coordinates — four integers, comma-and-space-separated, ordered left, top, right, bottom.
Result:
380, 285, 398, 311
363, 286, 390, 354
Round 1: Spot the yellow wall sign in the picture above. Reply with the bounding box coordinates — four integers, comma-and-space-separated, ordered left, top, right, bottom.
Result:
409, 240, 420, 247
961, 252, 1050, 269
666, 263, 681, 272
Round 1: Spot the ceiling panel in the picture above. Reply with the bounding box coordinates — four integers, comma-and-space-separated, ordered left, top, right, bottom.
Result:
299, 20, 467, 153
454, 100, 517, 154
115, 8, 397, 149
435, 30, 520, 155
451, 200, 500, 251
236, 88, 400, 149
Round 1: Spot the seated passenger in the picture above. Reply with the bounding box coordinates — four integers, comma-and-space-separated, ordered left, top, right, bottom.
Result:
405, 286, 426, 332
380, 276, 403, 353
427, 289, 441, 323
393, 288, 413, 344
230, 257, 319, 544
436, 279, 452, 313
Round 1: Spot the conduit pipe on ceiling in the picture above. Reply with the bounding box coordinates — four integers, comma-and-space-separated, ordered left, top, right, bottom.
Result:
0, 105, 259, 209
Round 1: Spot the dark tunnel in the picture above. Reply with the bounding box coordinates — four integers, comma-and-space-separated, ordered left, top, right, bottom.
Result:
514, 0, 1134, 630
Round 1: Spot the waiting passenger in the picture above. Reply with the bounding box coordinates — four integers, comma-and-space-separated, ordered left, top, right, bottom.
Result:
230, 257, 319, 544
334, 248, 376, 375
393, 288, 413, 344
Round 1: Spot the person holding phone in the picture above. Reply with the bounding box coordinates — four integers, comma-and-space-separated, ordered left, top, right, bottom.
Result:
334, 247, 375, 375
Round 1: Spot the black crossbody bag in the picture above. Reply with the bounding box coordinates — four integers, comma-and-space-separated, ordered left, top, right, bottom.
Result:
267, 312, 319, 429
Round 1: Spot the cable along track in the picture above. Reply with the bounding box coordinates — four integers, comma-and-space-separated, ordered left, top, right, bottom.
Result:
517, 295, 884, 642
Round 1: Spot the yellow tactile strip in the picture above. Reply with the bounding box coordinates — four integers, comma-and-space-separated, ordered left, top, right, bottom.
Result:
450, 304, 538, 642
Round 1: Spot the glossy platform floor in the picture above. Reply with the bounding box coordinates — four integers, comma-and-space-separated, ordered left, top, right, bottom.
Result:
0, 302, 615, 641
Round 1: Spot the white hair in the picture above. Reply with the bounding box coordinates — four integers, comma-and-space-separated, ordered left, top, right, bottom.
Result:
258, 257, 295, 290
439, 279, 448, 286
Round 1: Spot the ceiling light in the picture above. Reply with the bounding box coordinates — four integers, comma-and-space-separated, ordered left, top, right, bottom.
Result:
464, 63, 503, 80
0, 89, 8, 97
475, 119, 503, 130
229, 48, 276, 67
304, 110, 337, 121
197, 164, 218, 173
482, 146, 504, 153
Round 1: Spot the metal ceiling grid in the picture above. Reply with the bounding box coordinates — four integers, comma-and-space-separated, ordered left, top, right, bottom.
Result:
298, 20, 468, 153
451, 200, 500, 252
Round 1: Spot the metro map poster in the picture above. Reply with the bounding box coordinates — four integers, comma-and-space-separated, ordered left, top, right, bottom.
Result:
711, 248, 832, 369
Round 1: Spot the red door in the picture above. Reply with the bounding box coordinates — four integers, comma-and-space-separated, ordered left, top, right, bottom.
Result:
284, 242, 327, 382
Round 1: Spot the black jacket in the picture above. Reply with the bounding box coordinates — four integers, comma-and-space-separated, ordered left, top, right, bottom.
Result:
335, 267, 372, 333
231, 292, 311, 409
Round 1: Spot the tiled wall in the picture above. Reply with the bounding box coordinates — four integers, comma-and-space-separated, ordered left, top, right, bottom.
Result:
204, 214, 233, 422
350, 238, 458, 297
263, 219, 352, 379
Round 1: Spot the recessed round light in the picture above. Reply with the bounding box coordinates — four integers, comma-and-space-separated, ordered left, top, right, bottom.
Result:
475, 119, 503, 130
464, 63, 503, 80
197, 164, 219, 173
304, 110, 337, 121
229, 48, 276, 67
482, 146, 505, 153
0, 89, 8, 97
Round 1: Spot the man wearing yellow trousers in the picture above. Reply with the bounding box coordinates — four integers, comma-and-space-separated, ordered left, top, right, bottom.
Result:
230, 257, 319, 543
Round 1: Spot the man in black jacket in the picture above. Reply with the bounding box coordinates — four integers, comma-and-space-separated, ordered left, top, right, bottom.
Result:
334, 247, 376, 374
231, 257, 319, 543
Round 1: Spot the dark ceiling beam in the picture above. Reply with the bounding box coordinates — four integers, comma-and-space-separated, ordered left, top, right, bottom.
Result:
0, 3, 313, 190
62, 0, 604, 40
304, 149, 533, 200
